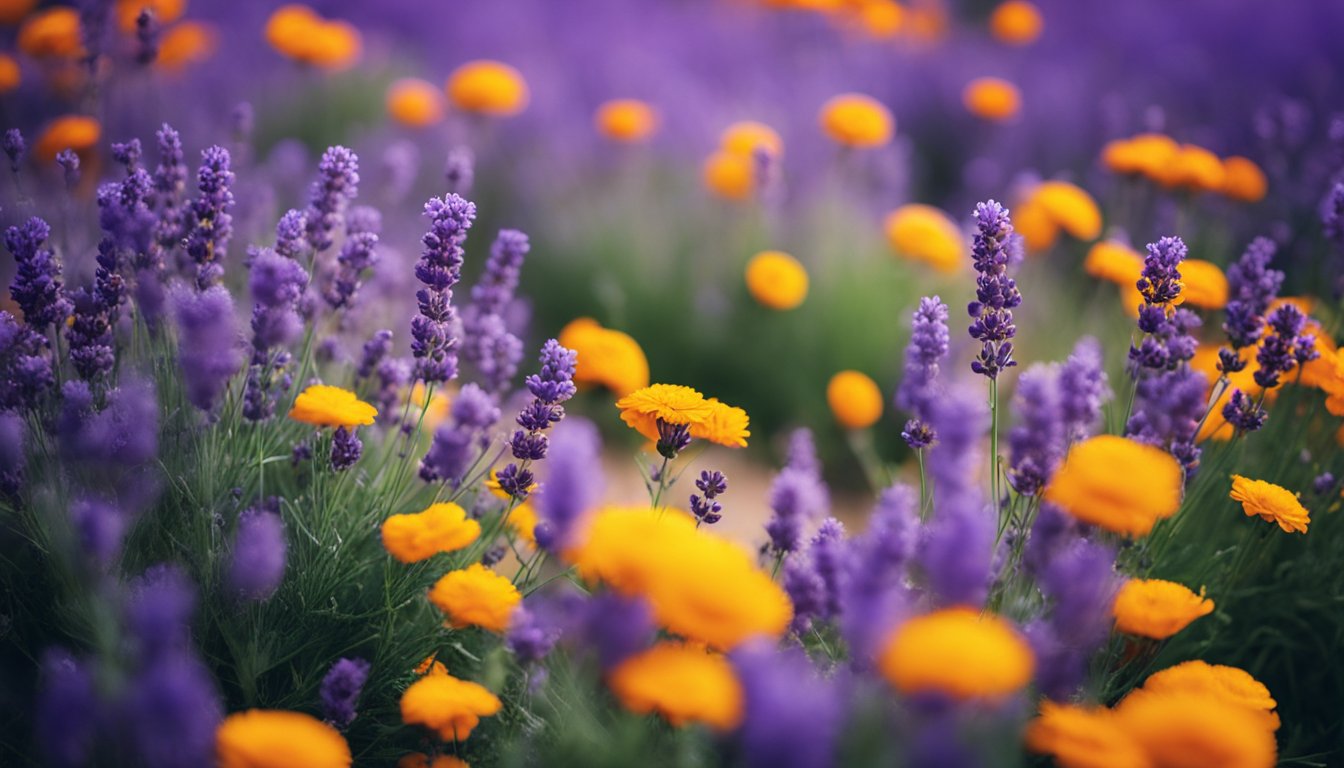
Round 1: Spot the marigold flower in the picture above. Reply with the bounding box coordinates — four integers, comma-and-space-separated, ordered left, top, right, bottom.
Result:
1012, 197, 1059, 252
414, 656, 448, 677
0, 54, 19, 94
607, 642, 744, 730
400, 672, 502, 742
1136, 660, 1279, 731
595, 99, 658, 143
720, 120, 784, 159
962, 77, 1021, 122
387, 78, 446, 128
878, 607, 1034, 699
115, 0, 183, 33
1113, 578, 1214, 639
1084, 240, 1143, 285
883, 204, 964, 271
156, 22, 219, 72
1024, 701, 1151, 768
689, 398, 751, 448
1158, 144, 1226, 192
702, 150, 756, 200
1044, 435, 1183, 536
18, 7, 82, 59
1113, 690, 1277, 768
381, 503, 481, 563
398, 755, 469, 768
446, 60, 529, 117
615, 383, 715, 441
745, 250, 809, 310
428, 563, 521, 632
1102, 133, 1178, 178
988, 0, 1042, 45
1220, 156, 1268, 202
827, 370, 883, 429
287, 384, 377, 428
508, 501, 538, 547
1032, 180, 1102, 241
818, 93, 893, 148
264, 6, 360, 70
558, 318, 650, 397
34, 115, 101, 163
1172, 259, 1227, 309
854, 0, 903, 39
1229, 475, 1309, 534
216, 710, 352, 768
0, 0, 37, 26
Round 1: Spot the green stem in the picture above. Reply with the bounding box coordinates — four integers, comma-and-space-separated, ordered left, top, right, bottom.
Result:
989, 376, 1001, 528
650, 455, 672, 508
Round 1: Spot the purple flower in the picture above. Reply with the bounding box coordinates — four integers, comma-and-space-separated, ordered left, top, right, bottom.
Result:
841, 486, 916, 662
445, 146, 474, 196
112, 138, 143, 172
1058, 337, 1110, 442
0, 310, 55, 410
35, 649, 98, 768
967, 201, 1021, 379
1323, 182, 1344, 296
412, 195, 476, 383
151, 124, 188, 251
6, 217, 70, 332
126, 564, 197, 660
1255, 303, 1316, 388
320, 657, 370, 729
499, 339, 577, 491
577, 593, 654, 669
58, 149, 81, 189
183, 146, 235, 289
765, 431, 829, 554
1314, 472, 1337, 496
1136, 235, 1186, 305
462, 229, 529, 392
228, 506, 287, 601
65, 286, 115, 381
325, 229, 379, 309
785, 428, 822, 478
274, 208, 309, 261
0, 412, 24, 496
1222, 389, 1266, 433
506, 603, 562, 665
690, 469, 728, 524
172, 285, 243, 411
1008, 364, 1065, 496
58, 377, 159, 467
3, 128, 24, 173
124, 653, 223, 768
71, 497, 125, 566
918, 387, 993, 607
902, 418, 935, 449
896, 295, 950, 419
134, 7, 158, 64
1126, 367, 1207, 477
419, 383, 499, 484
785, 517, 849, 632
1221, 237, 1283, 355
534, 418, 604, 552
730, 642, 843, 768
331, 426, 363, 471
356, 329, 393, 381
306, 146, 360, 253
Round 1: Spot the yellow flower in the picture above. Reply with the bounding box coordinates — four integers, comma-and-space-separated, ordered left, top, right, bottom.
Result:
114, 0, 183, 33
1032, 181, 1102, 241
0, 54, 19, 94
818, 93, 894, 148
387, 78, 446, 128
428, 563, 521, 632
702, 150, 756, 200
1024, 701, 1151, 768
557, 318, 650, 397
689, 398, 751, 449
1157, 144, 1226, 192
1084, 240, 1143, 285
883, 204, 964, 272
745, 250, 809, 310
1113, 579, 1214, 639
156, 22, 219, 72
446, 60, 529, 117
287, 384, 377, 428
1229, 475, 1309, 534
615, 384, 715, 442
720, 120, 784, 159
398, 754, 469, 768
400, 673, 502, 742
988, 0, 1043, 45
1113, 690, 1277, 768
1101, 133, 1178, 178
18, 7, 83, 60
0, 0, 37, 26
854, 0, 903, 40
878, 607, 1034, 699
1191, 344, 1265, 442
508, 501, 538, 547
607, 642, 744, 731
216, 710, 352, 768
827, 370, 883, 430
594, 99, 658, 143
1012, 197, 1059, 253
264, 6, 360, 70
1044, 436, 1183, 537
962, 77, 1021, 122
381, 503, 481, 564
1220, 156, 1268, 203
34, 115, 101, 163
1136, 660, 1279, 731
1174, 259, 1227, 309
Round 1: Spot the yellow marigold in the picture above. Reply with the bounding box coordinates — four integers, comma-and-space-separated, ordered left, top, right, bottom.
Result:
689, 398, 751, 448
18, 7, 83, 59
854, 0, 903, 40
156, 22, 218, 72
608, 642, 743, 730
1113, 579, 1213, 639
1102, 133, 1178, 178
387, 78, 445, 128
1229, 475, 1309, 534
1033, 180, 1102, 241
114, 0, 183, 33
818, 93, 893, 148
1084, 240, 1143, 285
400, 672, 502, 742
216, 710, 352, 768
1221, 156, 1267, 202
988, 0, 1042, 45
34, 115, 101, 163
264, 6, 360, 70
1024, 701, 1152, 768
1013, 197, 1059, 253
557, 318, 650, 397
702, 150, 756, 200
1113, 690, 1277, 768
428, 563, 521, 633
0, 0, 37, 26
878, 607, 1034, 699
1172, 259, 1228, 309
0, 54, 19, 94
508, 501, 538, 547
398, 754, 468, 768
287, 384, 377, 428
382, 503, 481, 564
720, 120, 784, 159
446, 60, 529, 117
827, 370, 883, 429
1157, 144, 1226, 192
745, 250, 809, 310
1137, 660, 1279, 731
962, 77, 1021, 122
595, 99, 658, 143
883, 204, 964, 271
615, 383, 715, 442
1044, 436, 1183, 536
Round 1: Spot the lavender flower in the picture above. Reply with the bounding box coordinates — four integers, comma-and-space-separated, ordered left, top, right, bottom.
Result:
356, 330, 393, 381
228, 506, 287, 601
902, 419, 935, 449
1255, 303, 1316, 388
918, 387, 993, 606
534, 418, 604, 552
462, 229, 529, 392
506, 603, 562, 665
765, 468, 827, 554
112, 138, 143, 172
1126, 367, 1207, 476
134, 7, 158, 64
690, 470, 727, 524
1220, 238, 1283, 366
896, 295, 949, 419
325, 229, 379, 309
785, 428, 822, 478
784, 517, 849, 632
444, 146, 474, 196
730, 642, 843, 768
0, 311, 55, 410
500, 340, 577, 496
577, 593, 654, 669
841, 485, 917, 663
172, 286, 243, 411
412, 195, 476, 383
124, 653, 222, 768
71, 497, 125, 566
1324, 182, 1344, 296
183, 146, 235, 289
247, 247, 308, 351
967, 201, 1021, 379
152, 124, 188, 250
419, 383, 500, 484
1313, 472, 1337, 496
58, 150, 81, 189
1136, 235, 1186, 305
6, 217, 70, 332
3, 128, 24, 173
331, 426, 362, 471
58, 377, 159, 467
65, 287, 115, 381
320, 658, 370, 729
1222, 389, 1266, 433
35, 650, 98, 768
0, 412, 24, 496
306, 146, 360, 253
125, 564, 197, 660
1058, 337, 1110, 441
274, 208, 309, 261
1008, 364, 1065, 495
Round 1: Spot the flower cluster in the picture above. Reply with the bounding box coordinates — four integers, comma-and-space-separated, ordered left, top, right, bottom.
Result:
967, 200, 1022, 379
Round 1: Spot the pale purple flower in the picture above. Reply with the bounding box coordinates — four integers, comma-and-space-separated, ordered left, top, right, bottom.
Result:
1007, 364, 1065, 495
306, 146, 360, 253
6, 217, 70, 332
444, 146, 474, 196
917, 388, 993, 607
1058, 337, 1110, 441
534, 417, 604, 552
419, 383, 499, 484
0, 310, 55, 410
462, 229, 529, 392
841, 485, 916, 663
35, 650, 98, 768
65, 286, 115, 381
3, 128, 24, 173
731, 642, 844, 768
125, 564, 197, 661
172, 285, 243, 411
228, 506, 287, 601
320, 658, 370, 729
896, 295, 950, 419
71, 497, 125, 566
124, 653, 222, 768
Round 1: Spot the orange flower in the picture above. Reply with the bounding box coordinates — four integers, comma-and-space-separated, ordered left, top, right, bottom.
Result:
1229, 475, 1309, 534
1136, 660, 1279, 731
702, 150, 756, 200
114, 0, 184, 33
1113, 690, 1277, 768
689, 399, 751, 448
853, 0, 903, 40
557, 318, 649, 397
216, 710, 352, 768
446, 60, 529, 117
264, 5, 360, 70
156, 22, 218, 72
594, 99, 658, 143
879, 607, 1034, 699
387, 78, 445, 128
18, 7, 83, 60
988, 0, 1043, 45
827, 370, 883, 429
1156, 144, 1225, 192
1102, 133, 1178, 178
883, 204, 964, 272
615, 384, 715, 442
1084, 240, 1143, 285
719, 120, 783, 159
0, 54, 19, 94
1024, 701, 1151, 768
287, 384, 377, 428
1112, 579, 1214, 639
34, 115, 101, 163
1175, 259, 1228, 309
0, 0, 38, 26
1013, 197, 1059, 252
1221, 156, 1267, 202
818, 93, 893, 148
962, 77, 1021, 122
1032, 180, 1102, 241
745, 250, 809, 310
1044, 436, 1183, 536
400, 673, 502, 742
381, 503, 481, 563
608, 642, 743, 730
428, 563, 521, 632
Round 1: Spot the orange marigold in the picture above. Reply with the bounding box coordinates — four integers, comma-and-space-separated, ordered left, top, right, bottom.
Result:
428, 563, 521, 632
381, 503, 481, 563
1177, 259, 1228, 309
1136, 660, 1279, 731
988, 0, 1043, 45
883, 204, 964, 272
114, 0, 184, 33
689, 398, 751, 448
818, 93, 893, 148
1229, 475, 1309, 534
1221, 156, 1268, 202
1043, 435, 1183, 537
594, 99, 658, 143
826, 370, 883, 429
1112, 579, 1214, 640
216, 710, 352, 768
607, 642, 744, 730
387, 78, 446, 128
446, 60, 529, 117
1113, 690, 1277, 768
962, 77, 1021, 122
1032, 180, 1102, 241
878, 607, 1034, 699
400, 673, 502, 742
615, 383, 715, 442
156, 22, 219, 72
745, 250, 809, 310
34, 115, 101, 163
18, 7, 82, 59
1084, 240, 1143, 285
720, 120, 784, 159
287, 384, 377, 427
1024, 701, 1151, 768
0, 54, 19, 94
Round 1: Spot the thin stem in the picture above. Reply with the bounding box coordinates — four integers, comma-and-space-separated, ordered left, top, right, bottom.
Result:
916, 448, 930, 521
650, 455, 672, 508
989, 376, 1001, 529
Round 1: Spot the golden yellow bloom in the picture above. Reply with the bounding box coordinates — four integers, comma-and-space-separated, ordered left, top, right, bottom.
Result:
1220, 156, 1268, 203
1175, 259, 1228, 309
18, 7, 83, 60
615, 383, 715, 442
962, 77, 1021, 122
0, 54, 19, 94
883, 204, 964, 272
557, 318, 650, 397
1084, 240, 1143, 285
287, 384, 377, 428
1113, 690, 1277, 768
1101, 133, 1178, 178
1032, 180, 1102, 241
1137, 660, 1279, 731
156, 22, 218, 72
854, 0, 903, 40
594, 99, 658, 143
1163, 144, 1227, 192
1044, 435, 1183, 536
1024, 701, 1152, 768
508, 501, 538, 547
689, 399, 751, 448
114, 0, 183, 33
400, 673, 502, 742
0, 0, 37, 26
720, 120, 784, 159
827, 370, 883, 429
1113, 579, 1214, 639
398, 754, 468, 768
381, 503, 481, 564
264, 6, 360, 70
818, 93, 893, 148
1229, 475, 1309, 534
216, 710, 352, 768
428, 563, 521, 632
34, 115, 101, 163
1013, 197, 1059, 253
988, 0, 1042, 45
387, 78, 445, 128
878, 607, 1034, 699
608, 642, 743, 730
446, 60, 529, 117
702, 150, 756, 200
745, 250, 809, 310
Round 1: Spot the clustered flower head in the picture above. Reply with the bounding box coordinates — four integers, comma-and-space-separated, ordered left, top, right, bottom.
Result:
412, 194, 476, 383
967, 200, 1022, 379
497, 338, 578, 498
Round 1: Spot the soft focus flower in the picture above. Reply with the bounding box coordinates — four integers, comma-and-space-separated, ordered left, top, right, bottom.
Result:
288, 384, 377, 427
1102, 133, 1179, 178
1113, 690, 1276, 768
1136, 661, 1279, 731
34, 116, 101, 163
962, 77, 1021, 122
1113, 579, 1214, 639
387, 78, 446, 128
1084, 240, 1143, 285
988, 0, 1043, 45
0, 0, 36, 25
115, 0, 182, 31
1177, 260, 1228, 309
1031, 181, 1102, 241
607, 642, 743, 731
720, 120, 783, 158
320, 658, 370, 729
264, 5, 360, 70
818, 93, 893, 148
398, 755, 468, 768
428, 563, 521, 632
826, 370, 883, 429
852, 0, 903, 39
616, 383, 714, 441
1157, 144, 1226, 192
0, 54, 19, 93
228, 507, 287, 601
1229, 475, 1309, 534
446, 60, 529, 116
216, 710, 352, 768
155, 22, 219, 72
883, 204, 963, 272
1025, 702, 1151, 768
18, 8, 82, 60
533, 418, 604, 552
400, 672, 502, 741
1220, 156, 1268, 202
381, 503, 481, 563
895, 295, 950, 424
1044, 435, 1183, 536
745, 250, 808, 310
172, 286, 243, 410
558, 318, 650, 396
878, 607, 1034, 699
594, 99, 658, 142
703, 151, 756, 200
